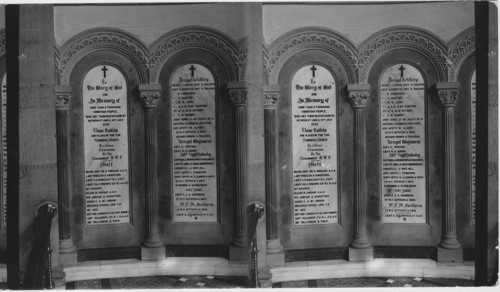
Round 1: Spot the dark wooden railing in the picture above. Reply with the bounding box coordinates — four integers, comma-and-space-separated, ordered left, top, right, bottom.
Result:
23, 203, 57, 290
246, 203, 264, 288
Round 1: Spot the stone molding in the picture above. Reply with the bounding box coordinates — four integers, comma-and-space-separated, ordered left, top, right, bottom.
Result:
139, 84, 162, 108
0, 29, 5, 57
448, 27, 475, 81
55, 85, 72, 110
57, 28, 150, 85
437, 82, 460, 107
227, 82, 249, 106
263, 84, 280, 110
56, 27, 246, 86
358, 27, 449, 83
348, 84, 370, 109
149, 26, 244, 83
266, 27, 359, 84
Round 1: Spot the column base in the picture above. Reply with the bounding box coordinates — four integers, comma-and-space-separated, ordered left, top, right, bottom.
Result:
60, 251, 78, 266
437, 246, 463, 263
266, 238, 284, 254
141, 245, 166, 261
348, 246, 374, 262
266, 251, 285, 267
229, 244, 248, 261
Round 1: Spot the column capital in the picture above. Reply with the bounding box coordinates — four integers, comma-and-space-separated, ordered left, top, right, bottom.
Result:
348, 84, 370, 109
139, 84, 162, 108
55, 85, 72, 110
437, 82, 460, 107
263, 84, 281, 110
227, 82, 249, 107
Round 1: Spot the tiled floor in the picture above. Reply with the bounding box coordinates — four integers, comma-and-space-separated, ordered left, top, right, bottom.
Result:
63, 275, 474, 289
66, 275, 247, 289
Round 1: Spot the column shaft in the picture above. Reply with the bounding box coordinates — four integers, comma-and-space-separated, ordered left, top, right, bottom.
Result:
143, 107, 161, 247
437, 83, 461, 250
264, 108, 278, 241
351, 107, 370, 248
232, 104, 248, 247
55, 108, 74, 251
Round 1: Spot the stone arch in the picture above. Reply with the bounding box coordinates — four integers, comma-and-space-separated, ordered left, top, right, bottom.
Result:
448, 26, 475, 81
359, 26, 449, 83
266, 27, 359, 84
57, 28, 149, 85
0, 29, 5, 57
149, 26, 243, 83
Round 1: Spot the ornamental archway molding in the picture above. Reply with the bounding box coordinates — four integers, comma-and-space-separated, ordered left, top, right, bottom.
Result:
359, 26, 449, 83
448, 26, 475, 81
149, 26, 244, 83
266, 27, 359, 84
56, 27, 149, 85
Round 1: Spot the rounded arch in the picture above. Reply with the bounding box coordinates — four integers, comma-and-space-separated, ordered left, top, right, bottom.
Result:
448, 26, 475, 81
267, 27, 359, 84
57, 28, 149, 85
149, 26, 242, 83
359, 26, 448, 83
0, 29, 5, 57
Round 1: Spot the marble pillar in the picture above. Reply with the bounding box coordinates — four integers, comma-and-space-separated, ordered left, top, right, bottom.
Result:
347, 84, 373, 261
263, 85, 284, 266
436, 82, 463, 262
228, 82, 249, 261
55, 86, 77, 266
139, 84, 165, 260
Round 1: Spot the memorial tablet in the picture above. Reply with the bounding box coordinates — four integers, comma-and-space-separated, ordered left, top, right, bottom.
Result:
471, 70, 476, 222
292, 65, 338, 225
83, 65, 130, 225
1, 75, 6, 228
380, 64, 426, 223
171, 64, 217, 222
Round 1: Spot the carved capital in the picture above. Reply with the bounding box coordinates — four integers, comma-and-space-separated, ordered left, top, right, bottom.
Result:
264, 93, 279, 110
437, 82, 460, 107
139, 84, 162, 108
227, 82, 249, 107
263, 84, 280, 110
348, 84, 370, 109
55, 86, 72, 110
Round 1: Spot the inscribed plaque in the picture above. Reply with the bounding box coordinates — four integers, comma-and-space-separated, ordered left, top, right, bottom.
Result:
1, 75, 5, 228
292, 65, 338, 225
83, 65, 130, 225
171, 64, 217, 222
471, 70, 476, 222
380, 64, 426, 223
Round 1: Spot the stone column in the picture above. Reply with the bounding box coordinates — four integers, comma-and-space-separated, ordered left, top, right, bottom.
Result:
347, 84, 373, 261
139, 84, 165, 260
263, 85, 284, 265
55, 86, 77, 266
436, 82, 463, 262
227, 82, 249, 260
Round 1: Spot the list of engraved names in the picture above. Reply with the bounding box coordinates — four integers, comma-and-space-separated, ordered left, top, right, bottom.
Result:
380, 64, 426, 223
84, 66, 130, 225
292, 65, 338, 225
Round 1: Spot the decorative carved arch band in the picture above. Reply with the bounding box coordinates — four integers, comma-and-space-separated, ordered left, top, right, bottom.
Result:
0, 29, 5, 57
266, 27, 359, 84
359, 27, 449, 83
448, 26, 475, 81
57, 28, 149, 85
149, 26, 243, 83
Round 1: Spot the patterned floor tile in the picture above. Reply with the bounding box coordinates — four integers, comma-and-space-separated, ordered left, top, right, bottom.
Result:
283, 280, 307, 288
76, 279, 101, 290
325, 277, 383, 287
